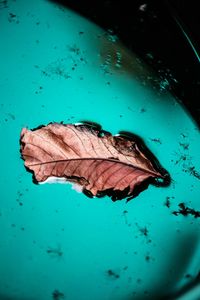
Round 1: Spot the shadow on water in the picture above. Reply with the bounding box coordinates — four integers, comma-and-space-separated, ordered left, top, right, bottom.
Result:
126, 232, 199, 300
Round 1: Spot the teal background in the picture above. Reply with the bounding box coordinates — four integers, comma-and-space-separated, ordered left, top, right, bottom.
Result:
0, 1, 200, 299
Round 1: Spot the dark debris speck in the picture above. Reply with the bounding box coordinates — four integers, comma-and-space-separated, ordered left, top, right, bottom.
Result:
186, 166, 200, 180
181, 133, 187, 139
52, 289, 64, 300
165, 197, 171, 208
179, 142, 189, 150
46, 245, 63, 258
106, 269, 120, 279
164, 196, 174, 208
69, 44, 80, 55
135, 223, 151, 243
150, 138, 162, 144
8, 12, 19, 23
17, 191, 23, 197
139, 226, 148, 237
123, 210, 129, 225
173, 203, 200, 218
145, 254, 153, 262
40, 60, 71, 80
140, 108, 146, 113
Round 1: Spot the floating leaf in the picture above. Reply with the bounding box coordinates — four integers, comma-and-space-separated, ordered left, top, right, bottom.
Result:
20, 122, 169, 201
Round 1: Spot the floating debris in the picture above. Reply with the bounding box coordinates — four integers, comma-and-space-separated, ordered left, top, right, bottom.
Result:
52, 289, 65, 300
8, 12, 19, 24
135, 223, 152, 243
150, 138, 162, 144
179, 142, 189, 150
173, 203, 200, 218
41, 62, 71, 80
46, 245, 63, 259
185, 165, 200, 180
140, 108, 147, 113
164, 196, 174, 208
139, 226, 149, 237
106, 269, 120, 279
123, 210, 128, 225
165, 196, 171, 208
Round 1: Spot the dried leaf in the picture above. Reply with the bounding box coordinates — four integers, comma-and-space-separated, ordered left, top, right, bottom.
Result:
20, 122, 169, 201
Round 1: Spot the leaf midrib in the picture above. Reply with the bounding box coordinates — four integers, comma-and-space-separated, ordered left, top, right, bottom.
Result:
28, 157, 162, 178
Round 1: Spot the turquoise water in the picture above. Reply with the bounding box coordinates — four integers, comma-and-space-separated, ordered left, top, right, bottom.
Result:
0, 1, 200, 299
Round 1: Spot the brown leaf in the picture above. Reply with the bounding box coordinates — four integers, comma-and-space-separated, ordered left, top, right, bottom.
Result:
20, 122, 170, 201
